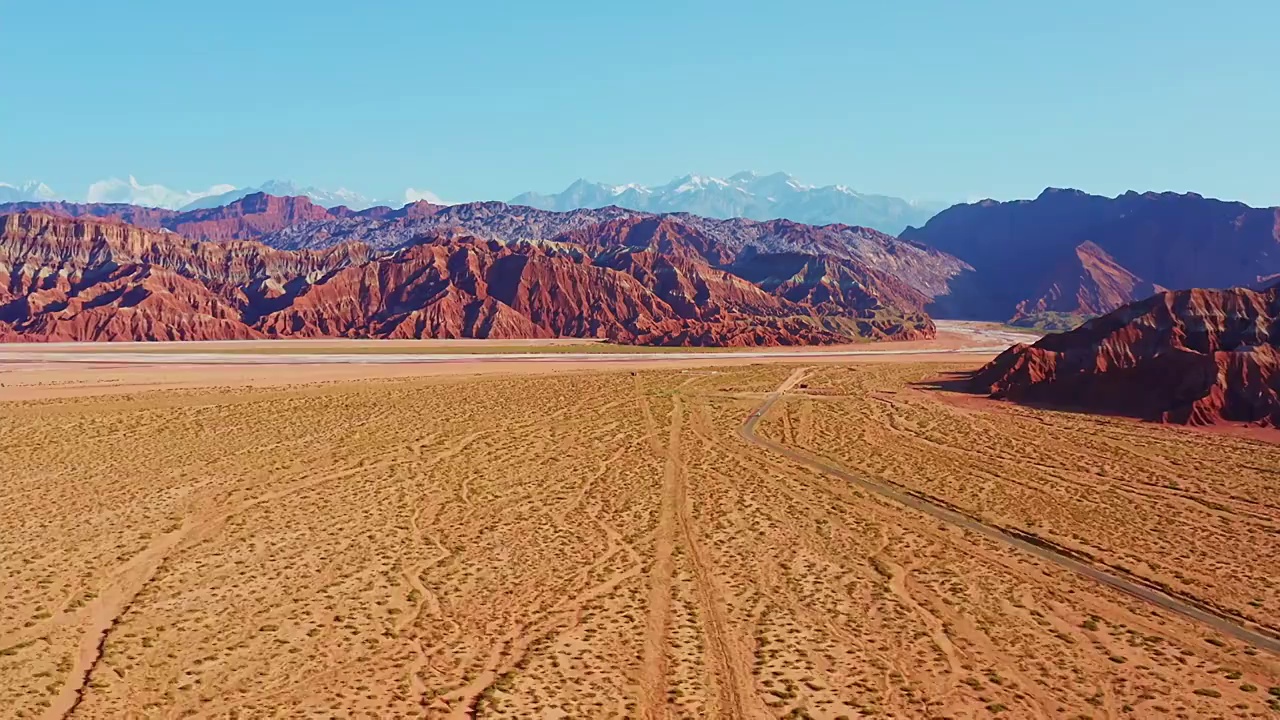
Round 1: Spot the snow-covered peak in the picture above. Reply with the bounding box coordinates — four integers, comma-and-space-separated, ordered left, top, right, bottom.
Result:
667, 174, 731, 194
1, 175, 445, 213
181, 180, 398, 211
320, 187, 371, 206
254, 180, 306, 196
510, 171, 947, 235
87, 176, 236, 209
609, 183, 651, 196
0, 180, 58, 203
740, 171, 813, 194
252, 180, 383, 207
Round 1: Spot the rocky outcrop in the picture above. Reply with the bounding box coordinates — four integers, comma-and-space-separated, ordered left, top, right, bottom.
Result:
252, 201, 969, 302
1009, 241, 1161, 330
971, 283, 1280, 426
902, 188, 1280, 327
0, 212, 935, 345
252, 206, 952, 339
0, 212, 370, 341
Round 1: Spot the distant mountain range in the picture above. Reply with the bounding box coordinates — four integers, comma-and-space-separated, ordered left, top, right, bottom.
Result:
510, 172, 946, 236
86, 176, 238, 210
178, 180, 402, 211
901, 188, 1280, 328
0, 201, 953, 345
5, 183, 1277, 337
0, 176, 441, 211
0, 192, 964, 299
4, 171, 939, 233
0, 181, 58, 204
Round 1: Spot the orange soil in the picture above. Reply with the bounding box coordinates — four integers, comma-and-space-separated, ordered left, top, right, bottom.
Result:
1, 361, 1275, 718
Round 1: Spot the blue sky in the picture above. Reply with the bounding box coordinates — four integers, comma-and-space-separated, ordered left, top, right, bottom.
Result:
3, 0, 1277, 205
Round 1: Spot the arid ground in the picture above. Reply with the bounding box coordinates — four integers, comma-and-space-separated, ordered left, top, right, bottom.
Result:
1, 345, 1277, 718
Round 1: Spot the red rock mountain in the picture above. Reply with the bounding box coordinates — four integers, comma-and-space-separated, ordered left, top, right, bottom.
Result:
970, 282, 1280, 426
901, 188, 1280, 327
17, 187, 1280, 337
0, 193, 448, 243
1009, 241, 1162, 330
0, 195, 968, 302
0, 212, 934, 345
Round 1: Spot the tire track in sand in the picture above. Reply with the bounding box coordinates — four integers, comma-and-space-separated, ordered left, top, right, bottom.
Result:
39, 455, 403, 720
741, 368, 1280, 656
872, 553, 962, 677
672, 393, 766, 718
439, 558, 645, 718
636, 380, 678, 720
636, 377, 764, 719
40, 524, 188, 720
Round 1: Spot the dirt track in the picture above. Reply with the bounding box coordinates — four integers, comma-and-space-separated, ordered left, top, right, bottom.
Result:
742, 368, 1280, 655
2, 361, 1277, 718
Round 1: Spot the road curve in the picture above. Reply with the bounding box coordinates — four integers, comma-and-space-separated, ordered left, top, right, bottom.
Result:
739, 370, 1280, 655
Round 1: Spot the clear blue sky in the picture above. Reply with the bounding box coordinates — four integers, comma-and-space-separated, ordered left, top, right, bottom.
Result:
3, 0, 1277, 205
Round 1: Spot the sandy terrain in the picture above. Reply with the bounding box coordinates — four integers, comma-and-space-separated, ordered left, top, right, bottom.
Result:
2, 354, 1278, 719
0, 321, 1036, 357
757, 365, 1280, 622
0, 322, 1033, 403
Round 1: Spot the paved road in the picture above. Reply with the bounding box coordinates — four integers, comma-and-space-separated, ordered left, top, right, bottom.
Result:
739, 370, 1280, 655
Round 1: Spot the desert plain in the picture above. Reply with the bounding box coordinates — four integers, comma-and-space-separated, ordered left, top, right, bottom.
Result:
1, 329, 1278, 719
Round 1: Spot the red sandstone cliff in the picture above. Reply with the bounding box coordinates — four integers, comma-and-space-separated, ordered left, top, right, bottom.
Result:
1008, 241, 1161, 329
971, 283, 1280, 426
0, 212, 933, 345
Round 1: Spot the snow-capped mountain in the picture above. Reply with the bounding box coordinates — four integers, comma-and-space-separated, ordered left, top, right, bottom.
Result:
181, 180, 396, 211
510, 171, 946, 235
0, 180, 59, 203
1, 176, 448, 211
87, 176, 237, 210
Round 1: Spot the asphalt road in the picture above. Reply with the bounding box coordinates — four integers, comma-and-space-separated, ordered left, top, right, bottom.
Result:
739, 371, 1280, 655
